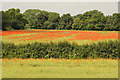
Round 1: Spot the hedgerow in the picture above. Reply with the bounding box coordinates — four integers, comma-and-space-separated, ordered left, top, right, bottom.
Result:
2, 40, 120, 59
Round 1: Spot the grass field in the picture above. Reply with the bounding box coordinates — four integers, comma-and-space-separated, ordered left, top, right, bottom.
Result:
2, 58, 118, 78
1, 29, 118, 45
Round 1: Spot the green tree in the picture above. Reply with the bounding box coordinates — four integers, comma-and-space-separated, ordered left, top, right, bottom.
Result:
73, 14, 82, 19
23, 9, 41, 28
104, 13, 120, 31
44, 12, 60, 29
72, 17, 84, 30
72, 10, 106, 30
59, 13, 73, 30
2, 11, 11, 30
2, 8, 27, 30
36, 10, 49, 29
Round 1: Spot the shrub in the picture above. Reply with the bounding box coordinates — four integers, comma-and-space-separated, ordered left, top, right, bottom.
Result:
2, 40, 120, 59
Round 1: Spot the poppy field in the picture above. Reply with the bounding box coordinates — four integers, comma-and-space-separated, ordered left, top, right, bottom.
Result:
1, 29, 118, 45
2, 58, 118, 78
1, 30, 119, 78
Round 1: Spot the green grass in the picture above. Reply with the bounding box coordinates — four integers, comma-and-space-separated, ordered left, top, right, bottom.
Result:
2, 59, 118, 78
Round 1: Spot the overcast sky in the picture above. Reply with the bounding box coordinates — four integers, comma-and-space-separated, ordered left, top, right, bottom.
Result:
1, 0, 120, 2
1, 1, 119, 16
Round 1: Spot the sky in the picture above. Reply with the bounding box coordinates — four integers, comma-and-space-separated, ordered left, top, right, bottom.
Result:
1, 0, 120, 16
1, 0, 120, 2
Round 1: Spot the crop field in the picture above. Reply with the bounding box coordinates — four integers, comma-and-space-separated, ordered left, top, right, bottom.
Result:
1, 29, 118, 45
2, 58, 118, 78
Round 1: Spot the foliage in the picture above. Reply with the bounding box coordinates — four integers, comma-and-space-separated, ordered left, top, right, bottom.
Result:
72, 10, 106, 30
2, 8, 120, 31
23, 9, 41, 29
46, 12, 60, 29
2, 8, 28, 30
59, 13, 73, 30
2, 40, 120, 59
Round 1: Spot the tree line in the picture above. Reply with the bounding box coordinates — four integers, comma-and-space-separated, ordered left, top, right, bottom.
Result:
1, 8, 120, 31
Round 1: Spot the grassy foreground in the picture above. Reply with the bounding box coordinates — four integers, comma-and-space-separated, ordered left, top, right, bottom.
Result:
2, 58, 118, 78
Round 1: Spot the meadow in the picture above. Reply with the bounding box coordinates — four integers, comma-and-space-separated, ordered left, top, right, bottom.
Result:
2, 58, 118, 78
1, 29, 118, 45
1, 8, 120, 78
1, 30, 119, 78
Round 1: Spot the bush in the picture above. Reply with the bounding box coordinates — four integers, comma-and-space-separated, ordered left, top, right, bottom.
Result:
2, 40, 120, 59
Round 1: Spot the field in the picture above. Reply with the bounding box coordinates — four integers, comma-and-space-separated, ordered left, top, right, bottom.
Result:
1, 30, 119, 78
2, 58, 118, 78
1, 29, 118, 45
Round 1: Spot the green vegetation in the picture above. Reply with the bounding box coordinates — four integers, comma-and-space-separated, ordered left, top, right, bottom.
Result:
1, 8, 119, 78
1, 8, 28, 30
2, 40, 120, 59
2, 59, 118, 78
1, 8, 120, 31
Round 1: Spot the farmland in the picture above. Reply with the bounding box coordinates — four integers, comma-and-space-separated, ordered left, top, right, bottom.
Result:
1, 30, 118, 45
1, 7, 120, 78
2, 58, 118, 78
1, 29, 119, 78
